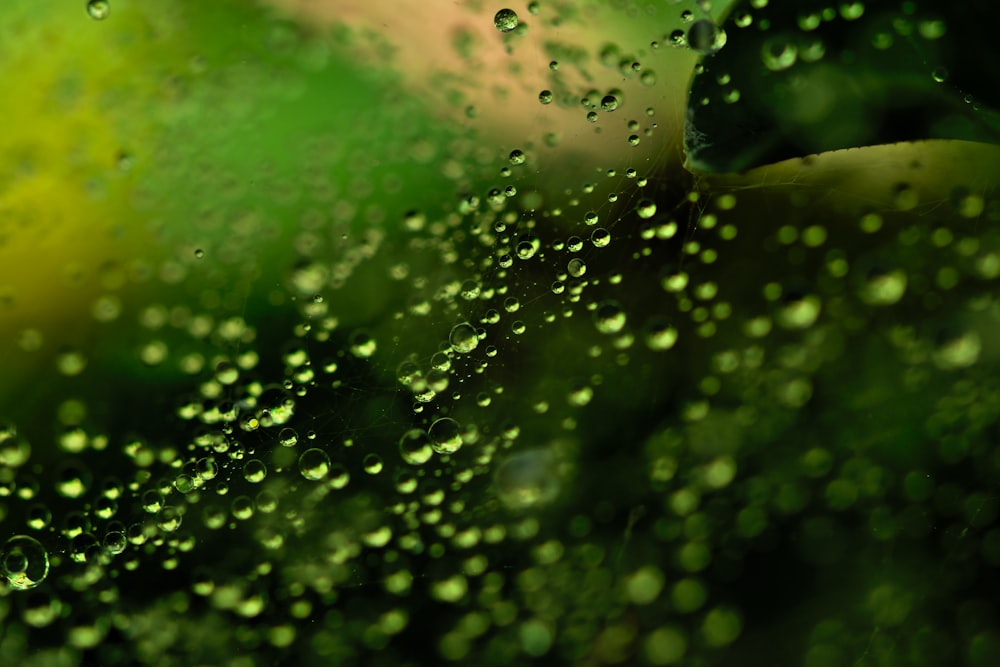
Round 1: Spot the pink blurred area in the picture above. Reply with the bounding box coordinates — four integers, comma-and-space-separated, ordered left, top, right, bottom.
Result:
269, 0, 695, 179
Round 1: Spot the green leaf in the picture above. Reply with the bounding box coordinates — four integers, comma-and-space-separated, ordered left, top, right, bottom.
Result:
684, 0, 1000, 173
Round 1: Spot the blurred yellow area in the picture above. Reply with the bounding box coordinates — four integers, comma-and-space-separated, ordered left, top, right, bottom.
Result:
0, 4, 168, 392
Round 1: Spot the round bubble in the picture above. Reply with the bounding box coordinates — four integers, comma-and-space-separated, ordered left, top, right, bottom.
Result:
299, 448, 331, 481
399, 429, 434, 465
2, 535, 49, 590
449, 322, 479, 353
428, 417, 463, 454
495, 449, 561, 510
494, 8, 519, 32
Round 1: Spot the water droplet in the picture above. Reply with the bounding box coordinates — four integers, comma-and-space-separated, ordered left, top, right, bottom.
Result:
636, 199, 657, 219
687, 20, 725, 54
363, 454, 384, 475
495, 449, 560, 510
299, 448, 330, 481
601, 94, 620, 112
594, 301, 627, 334
645, 319, 679, 351
1, 535, 49, 590
194, 248, 205, 259
449, 322, 479, 353
399, 429, 433, 465
538, 90, 553, 105
278, 427, 298, 448
349, 330, 377, 358
509, 149, 526, 165
243, 459, 267, 484
494, 8, 519, 32
428, 417, 462, 454
567, 258, 587, 278
761, 38, 797, 71
86, 0, 110, 20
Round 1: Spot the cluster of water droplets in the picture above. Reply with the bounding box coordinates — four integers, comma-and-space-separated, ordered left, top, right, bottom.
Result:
2, 1, 1000, 665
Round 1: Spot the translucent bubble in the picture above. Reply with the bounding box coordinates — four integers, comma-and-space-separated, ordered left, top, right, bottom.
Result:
687, 20, 726, 54
594, 301, 627, 334
299, 448, 330, 481
278, 427, 298, 447
495, 449, 560, 510
399, 429, 434, 465
449, 322, 479, 353
231, 496, 254, 521
328, 463, 350, 489
761, 38, 797, 71
591, 228, 611, 247
494, 8, 519, 32
57, 463, 91, 499
636, 199, 657, 219
104, 531, 127, 555
363, 454, 384, 475
516, 237, 540, 260
429, 417, 462, 454
645, 319, 679, 351
403, 210, 426, 232
349, 330, 377, 358
0, 436, 30, 468
567, 258, 587, 278
86, 0, 110, 20
858, 268, 907, 306
2, 535, 49, 590
197, 457, 219, 481
22, 591, 61, 628
243, 459, 267, 484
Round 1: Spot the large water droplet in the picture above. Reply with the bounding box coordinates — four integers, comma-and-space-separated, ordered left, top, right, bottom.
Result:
428, 417, 462, 454
86, 0, 110, 20
1, 535, 49, 590
494, 8, 519, 33
449, 322, 479, 353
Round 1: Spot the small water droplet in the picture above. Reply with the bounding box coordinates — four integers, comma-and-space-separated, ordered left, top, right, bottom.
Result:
86, 0, 110, 20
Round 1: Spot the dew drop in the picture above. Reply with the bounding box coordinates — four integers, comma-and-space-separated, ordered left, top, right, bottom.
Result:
567, 258, 587, 278
428, 417, 462, 455
299, 448, 331, 481
761, 38, 797, 71
594, 301, 627, 334
399, 429, 434, 465
278, 427, 298, 448
449, 322, 479, 353
636, 199, 657, 219
86, 0, 110, 20
687, 20, 725, 54
243, 459, 267, 484
494, 8, 519, 32
495, 449, 560, 510
1, 535, 49, 590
